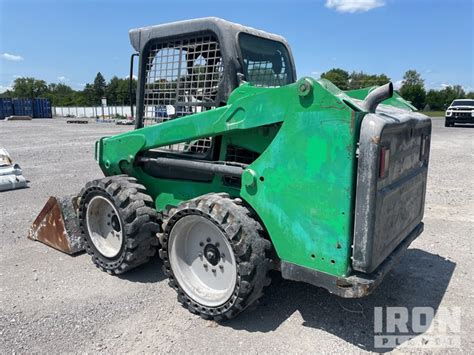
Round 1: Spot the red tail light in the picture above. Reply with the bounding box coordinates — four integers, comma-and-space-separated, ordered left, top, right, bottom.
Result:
379, 147, 390, 178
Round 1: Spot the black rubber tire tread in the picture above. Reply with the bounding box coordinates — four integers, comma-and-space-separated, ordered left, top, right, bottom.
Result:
79, 175, 160, 275
159, 193, 273, 321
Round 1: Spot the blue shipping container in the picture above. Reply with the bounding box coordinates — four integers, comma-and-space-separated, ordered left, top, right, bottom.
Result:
0, 98, 14, 119
12, 98, 33, 117
33, 98, 52, 118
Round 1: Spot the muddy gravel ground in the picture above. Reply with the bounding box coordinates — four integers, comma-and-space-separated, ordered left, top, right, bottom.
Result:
0, 118, 473, 353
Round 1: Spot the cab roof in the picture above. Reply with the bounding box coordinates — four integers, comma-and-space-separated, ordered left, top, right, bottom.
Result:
129, 17, 290, 53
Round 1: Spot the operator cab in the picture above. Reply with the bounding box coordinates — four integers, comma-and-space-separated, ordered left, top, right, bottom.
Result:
129, 17, 296, 129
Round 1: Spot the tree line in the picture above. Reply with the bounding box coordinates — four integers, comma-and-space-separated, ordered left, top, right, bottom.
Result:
321, 68, 474, 110
0, 72, 137, 107
1, 70, 472, 111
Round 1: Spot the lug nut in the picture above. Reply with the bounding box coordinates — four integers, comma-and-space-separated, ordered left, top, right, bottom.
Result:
199, 242, 204, 247
215, 242, 220, 247
206, 238, 211, 243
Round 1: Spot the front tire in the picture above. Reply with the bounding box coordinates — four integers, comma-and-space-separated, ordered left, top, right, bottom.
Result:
79, 175, 160, 274
159, 193, 273, 320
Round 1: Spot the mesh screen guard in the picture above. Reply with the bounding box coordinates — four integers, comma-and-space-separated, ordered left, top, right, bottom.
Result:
142, 33, 223, 153
139, 31, 294, 155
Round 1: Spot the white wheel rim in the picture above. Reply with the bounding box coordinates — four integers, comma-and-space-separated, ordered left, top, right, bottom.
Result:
86, 195, 124, 258
169, 215, 237, 307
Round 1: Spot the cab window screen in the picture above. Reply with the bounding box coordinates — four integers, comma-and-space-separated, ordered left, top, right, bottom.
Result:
239, 33, 293, 87
141, 33, 223, 154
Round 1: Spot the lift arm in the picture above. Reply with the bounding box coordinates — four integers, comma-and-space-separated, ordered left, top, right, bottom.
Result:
96, 82, 299, 175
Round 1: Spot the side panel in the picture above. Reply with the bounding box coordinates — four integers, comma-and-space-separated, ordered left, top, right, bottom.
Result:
353, 109, 431, 273
240, 84, 363, 277
99, 79, 362, 277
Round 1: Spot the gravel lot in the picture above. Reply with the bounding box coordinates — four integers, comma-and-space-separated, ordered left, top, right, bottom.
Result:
1, 118, 473, 353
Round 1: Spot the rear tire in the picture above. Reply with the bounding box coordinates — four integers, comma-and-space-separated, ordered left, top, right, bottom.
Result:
159, 193, 273, 320
79, 175, 160, 274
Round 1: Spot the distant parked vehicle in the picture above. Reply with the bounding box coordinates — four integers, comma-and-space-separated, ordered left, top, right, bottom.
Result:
116, 118, 135, 125
445, 99, 474, 127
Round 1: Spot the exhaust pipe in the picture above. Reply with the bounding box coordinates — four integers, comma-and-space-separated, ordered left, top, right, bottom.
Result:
362, 82, 393, 113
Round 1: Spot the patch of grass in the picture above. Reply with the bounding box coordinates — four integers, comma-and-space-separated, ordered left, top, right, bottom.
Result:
421, 111, 445, 118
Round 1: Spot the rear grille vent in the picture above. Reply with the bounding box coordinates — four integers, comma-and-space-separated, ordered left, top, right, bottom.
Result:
226, 145, 260, 164
223, 145, 260, 187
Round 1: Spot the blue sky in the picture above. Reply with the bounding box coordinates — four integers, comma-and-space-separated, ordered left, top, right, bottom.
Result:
0, 0, 473, 92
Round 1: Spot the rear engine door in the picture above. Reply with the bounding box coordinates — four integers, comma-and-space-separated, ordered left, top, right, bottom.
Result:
352, 107, 431, 273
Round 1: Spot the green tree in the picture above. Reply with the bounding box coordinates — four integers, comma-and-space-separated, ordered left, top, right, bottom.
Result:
438, 85, 466, 108
73, 90, 88, 106
401, 70, 424, 86
0, 90, 13, 98
118, 77, 137, 105
12, 77, 48, 98
83, 84, 96, 106
92, 72, 107, 104
425, 89, 444, 110
104, 76, 137, 106
399, 70, 426, 110
321, 68, 350, 90
348, 71, 390, 89
448, 85, 466, 100
466, 91, 474, 99
45, 83, 76, 106
105, 76, 121, 105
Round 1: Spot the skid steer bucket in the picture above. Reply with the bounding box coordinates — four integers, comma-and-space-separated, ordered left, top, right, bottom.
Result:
28, 196, 85, 254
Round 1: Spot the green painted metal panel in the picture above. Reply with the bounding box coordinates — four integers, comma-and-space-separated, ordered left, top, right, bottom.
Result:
97, 78, 368, 277
240, 80, 363, 277
345, 86, 417, 111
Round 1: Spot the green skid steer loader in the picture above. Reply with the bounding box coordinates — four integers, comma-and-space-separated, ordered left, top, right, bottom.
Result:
29, 17, 431, 320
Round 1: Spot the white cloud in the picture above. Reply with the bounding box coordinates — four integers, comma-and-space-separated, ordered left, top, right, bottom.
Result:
123, 74, 138, 80
428, 83, 472, 91
1, 53, 24, 61
57, 76, 70, 82
394, 80, 404, 89
325, 0, 385, 13
0, 84, 13, 93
